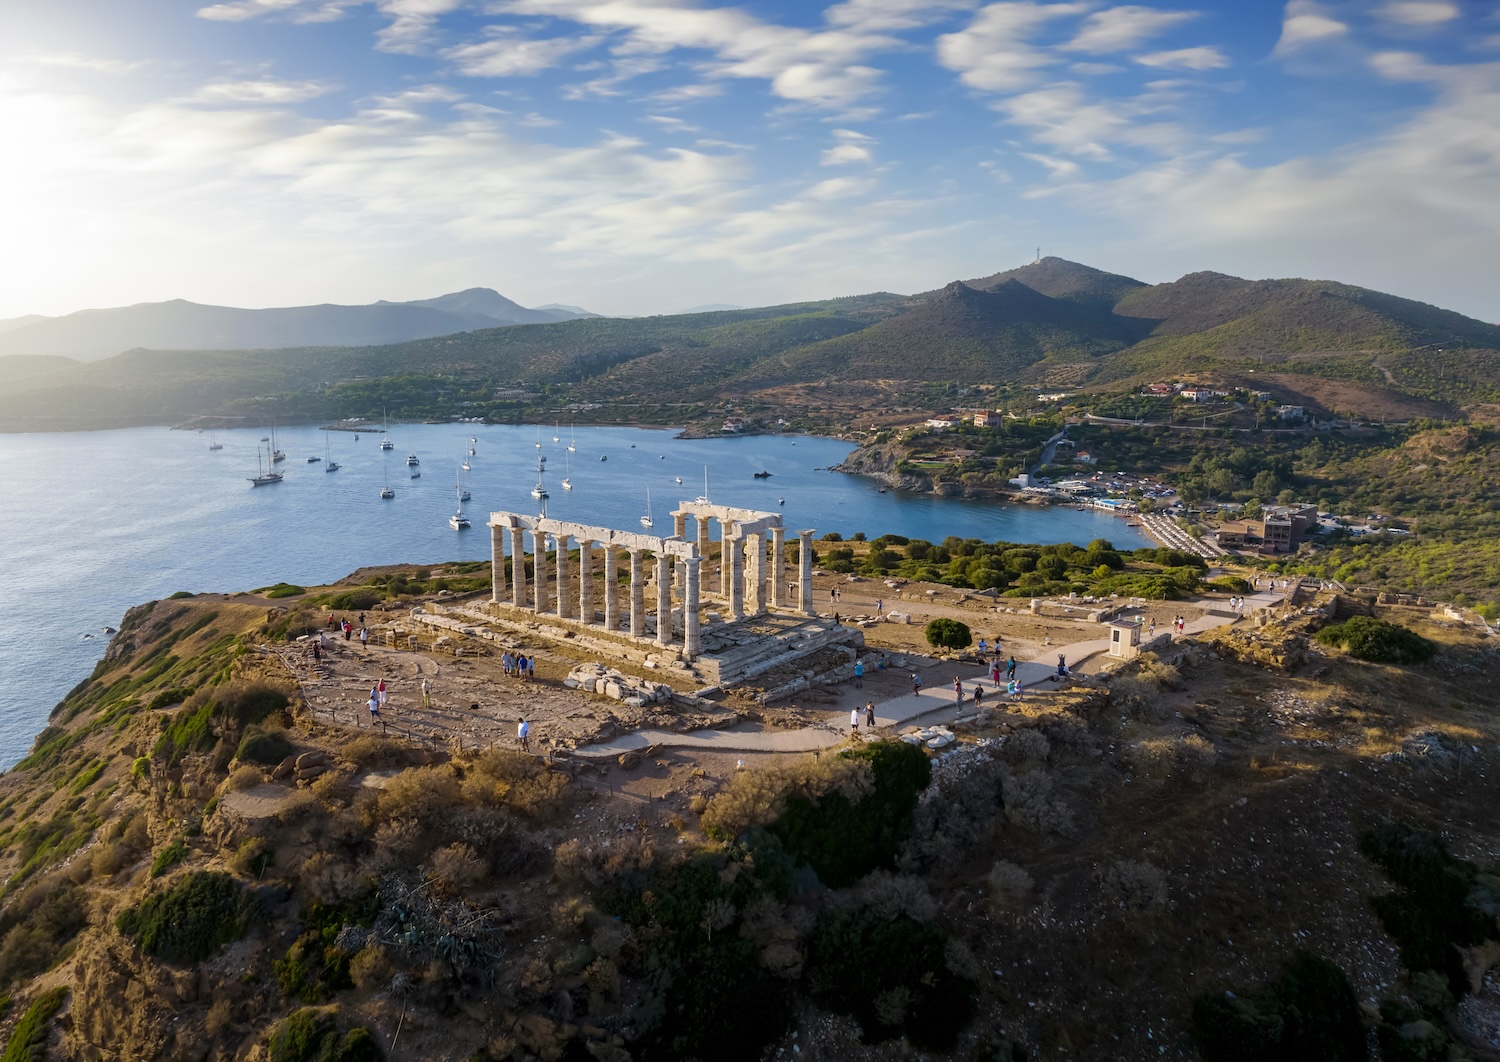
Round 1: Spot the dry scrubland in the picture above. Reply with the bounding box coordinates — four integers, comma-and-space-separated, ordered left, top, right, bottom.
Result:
0, 569, 1497, 1061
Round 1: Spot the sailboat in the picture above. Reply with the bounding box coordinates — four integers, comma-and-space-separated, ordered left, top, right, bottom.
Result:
269, 419, 286, 463
553, 423, 560, 443
248, 445, 283, 487
695, 467, 711, 505
561, 452, 572, 491
640, 488, 653, 529
324, 433, 340, 472
567, 424, 576, 453
468, 436, 477, 456
379, 408, 394, 450
531, 456, 549, 500
534, 427, 542, 450
208, 431, 223, 451
449, 474, 471, 530
379, 449, 394, 498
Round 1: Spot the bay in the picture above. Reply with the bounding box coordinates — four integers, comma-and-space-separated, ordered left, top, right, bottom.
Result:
0, 422, 1144, 769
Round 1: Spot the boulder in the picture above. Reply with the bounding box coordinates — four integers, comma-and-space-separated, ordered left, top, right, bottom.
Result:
295, 751, 329, 771
618, 752, 641, 770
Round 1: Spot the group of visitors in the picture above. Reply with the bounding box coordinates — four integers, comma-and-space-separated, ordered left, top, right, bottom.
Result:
849, 700, 877, 735
500, 651, 535, 679
366, 678, 388, 722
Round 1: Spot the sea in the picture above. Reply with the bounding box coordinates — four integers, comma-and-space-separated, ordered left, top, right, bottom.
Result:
0, 423, 1145, 769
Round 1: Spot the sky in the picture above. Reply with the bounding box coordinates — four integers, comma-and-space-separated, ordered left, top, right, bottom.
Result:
1, 0, 1496, 321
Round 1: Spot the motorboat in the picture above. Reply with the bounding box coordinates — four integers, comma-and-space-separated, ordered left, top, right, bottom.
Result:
449, 512, 470, 530
406, 453, 420, 466
307, 456, 320, 463
531, 456, 549, 500
379, 407, 394, 449
380, 486, 395, 499
753, 470, 771, 478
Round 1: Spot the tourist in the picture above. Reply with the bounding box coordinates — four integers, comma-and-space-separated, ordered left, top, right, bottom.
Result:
420, 677, 431, 708
911, 672, 922, 694
527, 656, 535, 680
377, 679, 388, 713
367, 693, 380, 723
1006, 656, 1016, 680
1014, 681, 1025, 702
973, 685, 984, 709
1007, 679, 1018, 702
358, 611, 366, 627
501, 651, 513, 676
865, 701, 876, 728
515, 654, 527, 678
342, 621, 351, 641
311, 641, 321, 663
978, 637, 988, 656
1056, 655, 1067, 681
876, 598, 883, 614
854, 658, 864, 688
850, 706, 860, 736
327, 613, 336, 629
991, 660, 1001, 684
1148, 621, 1155, 639
359, 627, 368, 649
517, 717, 530, 752
954, 676, 963, 704
833, 612, 840, 625
876, 653, 887, 671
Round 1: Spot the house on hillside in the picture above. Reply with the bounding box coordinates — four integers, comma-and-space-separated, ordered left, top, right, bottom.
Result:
1276, 405, 1305, 421
1215, 503, 1318, 553
722, 417, 746, 432
925, 417, 956, 431
972, 410, 1003, 428
1076, 450, 1097, 465
1145, 383, 1176, 397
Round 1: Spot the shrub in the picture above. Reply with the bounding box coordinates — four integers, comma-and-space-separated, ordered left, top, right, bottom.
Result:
429, 843, 486, 892
1191, 952, 1367, 1062
325, 590, 381, 612
924, 617, 972, 651
1003, 729, 1050, 765
340, 735, 420, 771
1001, 768, 1074, 836
770, 741, 932, 887
1315, 616, 1435, 665
261, 583, 306, 599
0, 878, 88, 987
987, 861, 1034, 913
0, 986, 68, 1062
150, 837, 188, 878
269, 1008, 383, 1062
154, 703, 215, 767
147, 687, 195, 710
808, 907, 977, 1049
115, 871, 254, 964
215, 683, 291, 727
1101, 859, 1168, 911
228, 764, 265, 791
236, 727, 293, 766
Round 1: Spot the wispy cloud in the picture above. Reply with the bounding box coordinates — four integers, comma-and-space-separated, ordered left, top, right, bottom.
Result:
23, 52, 151, 76
1064, 5, 1197, 54
190, 79, 339, 104
1135, 46, 1229, 71
1377, 1, 1460, 27
444, 29, 598, 76
1273, 0, 1349, 55
821, 128, 877, 165
936, 1, 1092, 92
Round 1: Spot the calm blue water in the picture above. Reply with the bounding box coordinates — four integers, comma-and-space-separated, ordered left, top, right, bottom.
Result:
0, 423, 1143, 768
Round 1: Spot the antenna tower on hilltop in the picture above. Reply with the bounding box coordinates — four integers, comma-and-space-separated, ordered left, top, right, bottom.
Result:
1035, 247, 1041, 263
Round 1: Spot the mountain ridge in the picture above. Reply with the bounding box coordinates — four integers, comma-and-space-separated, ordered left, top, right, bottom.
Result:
0, 289, 599, 362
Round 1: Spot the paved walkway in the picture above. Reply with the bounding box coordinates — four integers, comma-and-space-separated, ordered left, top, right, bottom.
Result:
569, 588, 1286, 758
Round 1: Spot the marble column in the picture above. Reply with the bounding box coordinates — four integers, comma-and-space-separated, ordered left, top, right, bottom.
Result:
498, 525, 510, 603
728, 535, 745, 621
555, 534, 572, 619
533, 533, 550, 614
720, 522, 734, 600
770, 527, 786, 609
744, 533, 764, 615
629, 550, 645, 638
656, 554, 673, 647
697, 517, 712, 600
798, 530, 815, 615
684, 556, 702, 658
578, 540, 592, 624
604, 548, 619, 631
509, 527, 527, 609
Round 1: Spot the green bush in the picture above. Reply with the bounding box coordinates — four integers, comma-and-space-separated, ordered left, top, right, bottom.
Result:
216, 683, 291, 727
1206, 576, 1252, 593
808, 907, 976, 1049
0, 880, 88, 987
1360, 822, 1491, 992
261, 583, 307, 599
325, 590, 381, 612
1191, 952, 1367, 1062
168, 591, 195, 599
924, 617, 972, 651
0, 986, 68, 1062
236, 727, 294, 766
771, 741, 931, 887
154, 703, 215, 767
147, 687, 195, 710
116, 871, 254, 964
1315, 616, 1435, 665
270, 1008, 383, 1062
149, 837, 188, 878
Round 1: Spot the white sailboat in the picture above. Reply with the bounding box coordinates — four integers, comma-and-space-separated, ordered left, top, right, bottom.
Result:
248, 445, 283, 487
324, 433, 340, 472
208, 431, 223, 451
640, 488, 653, 529
379, 449, 394, 498
553, 422, 560, 443
534, 426, 542, 450
567, 424, 576, 453
561, 452, 572, 491
379, 408, 394, 450
269, 419, 286, 463
695, 467, 711, 505
450, 474, 470, 530
468, 436, 477, 456
531, 456, 549, 500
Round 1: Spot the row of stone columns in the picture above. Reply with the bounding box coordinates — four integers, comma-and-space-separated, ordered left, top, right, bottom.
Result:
490, 515, 818, 660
